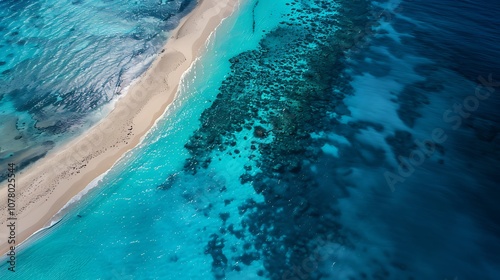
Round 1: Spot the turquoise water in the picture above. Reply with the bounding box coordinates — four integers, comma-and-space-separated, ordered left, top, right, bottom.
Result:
2, 0, 500, 279
0, 0, 195, 176
2, 0, 271, 278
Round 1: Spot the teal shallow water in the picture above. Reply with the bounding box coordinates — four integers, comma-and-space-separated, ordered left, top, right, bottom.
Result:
0, 0, 194, 176
1, 0, 275, 278
2, 0, 500, 279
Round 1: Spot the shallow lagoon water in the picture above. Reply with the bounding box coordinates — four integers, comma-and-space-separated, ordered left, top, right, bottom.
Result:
1, 0, 499, 279
0, 0, 195, 175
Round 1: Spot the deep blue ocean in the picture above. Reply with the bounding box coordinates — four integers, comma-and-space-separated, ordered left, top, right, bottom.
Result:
1, 0, 499, 279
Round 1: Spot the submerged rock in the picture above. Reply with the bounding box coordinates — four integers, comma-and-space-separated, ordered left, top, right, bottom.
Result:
253, 126, 268, 138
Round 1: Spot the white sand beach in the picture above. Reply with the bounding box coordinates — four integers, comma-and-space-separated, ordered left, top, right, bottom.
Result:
0, 0, 239, 255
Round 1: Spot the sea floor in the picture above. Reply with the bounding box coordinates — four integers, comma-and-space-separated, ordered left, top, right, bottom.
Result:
1, 0, 499, 279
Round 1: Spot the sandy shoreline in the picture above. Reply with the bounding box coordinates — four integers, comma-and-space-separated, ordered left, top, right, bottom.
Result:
0, 0, 238, 256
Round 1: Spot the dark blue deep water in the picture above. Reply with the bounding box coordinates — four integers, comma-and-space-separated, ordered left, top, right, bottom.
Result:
319, 0, 500, 278
1, 0, 499, 279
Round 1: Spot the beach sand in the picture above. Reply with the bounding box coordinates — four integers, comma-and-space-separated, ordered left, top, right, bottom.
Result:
0, 0, 238, 255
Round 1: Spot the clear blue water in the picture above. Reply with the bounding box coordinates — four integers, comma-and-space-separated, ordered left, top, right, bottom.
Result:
1, 0, 500, 279
0, 0, 195, 175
